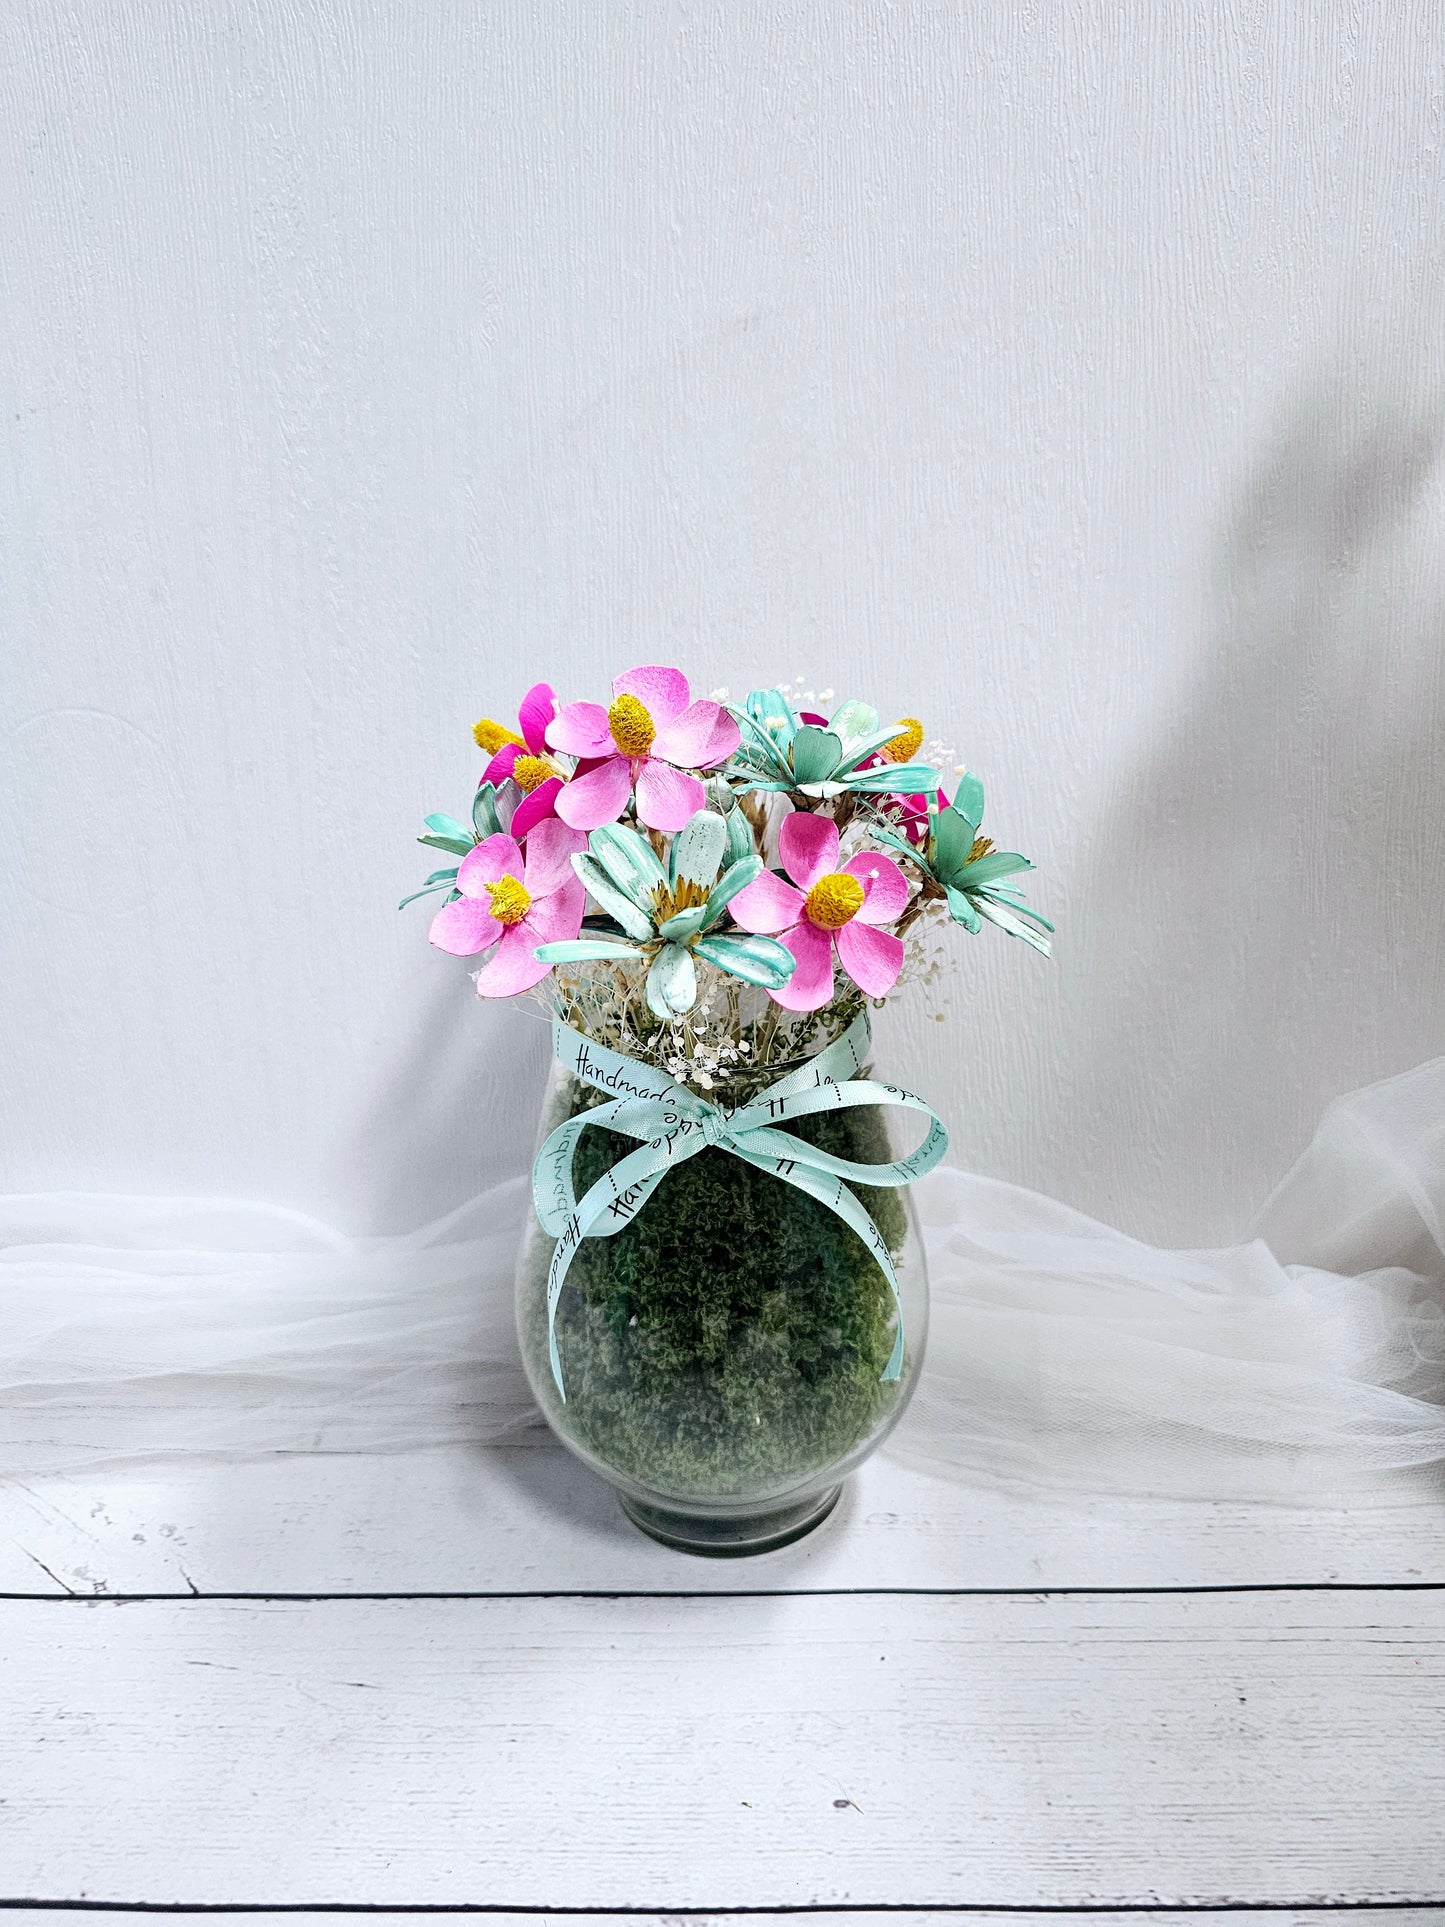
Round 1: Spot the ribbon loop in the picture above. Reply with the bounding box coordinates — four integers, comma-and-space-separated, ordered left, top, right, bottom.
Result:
532, 1011, 948, 1401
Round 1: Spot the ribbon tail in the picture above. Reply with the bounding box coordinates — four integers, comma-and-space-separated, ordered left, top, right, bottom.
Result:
544, 1130, 706, 1400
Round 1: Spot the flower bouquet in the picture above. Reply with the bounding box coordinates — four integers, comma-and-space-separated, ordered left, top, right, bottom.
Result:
405, 664, 1049, 1553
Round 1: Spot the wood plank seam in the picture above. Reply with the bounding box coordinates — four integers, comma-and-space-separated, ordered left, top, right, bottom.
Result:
4, 1584, 1445, 1603
2, 1903, 1445, 1915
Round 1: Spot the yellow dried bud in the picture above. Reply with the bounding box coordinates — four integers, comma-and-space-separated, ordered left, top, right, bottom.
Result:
484, 875, 532, 925
804, 871, 865, 929
968, 835, 994, 862
607, 693, 655, 757
474, 717, 525, 755
882, 717, 924, 763
512, 754, 557, 794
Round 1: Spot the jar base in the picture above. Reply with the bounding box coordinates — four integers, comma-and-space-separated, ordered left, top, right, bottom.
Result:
618, 1483, 842, 1557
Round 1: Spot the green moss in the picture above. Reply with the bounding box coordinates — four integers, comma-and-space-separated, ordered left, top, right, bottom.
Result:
527, 1080, 911, 1499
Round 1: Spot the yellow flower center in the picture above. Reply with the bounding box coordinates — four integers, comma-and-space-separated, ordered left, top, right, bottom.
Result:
474, 717, 526, 755
652, 876, 710, 922
485, 875, 532, 925
882, 717, 924, 763
512, 754, 557, 794
607, 693, 656, 757
804, 871, 865, 929
968, 834, 993, 862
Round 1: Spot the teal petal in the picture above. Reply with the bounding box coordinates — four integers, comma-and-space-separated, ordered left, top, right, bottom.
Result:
723, 804, 753, 866
656, 904, 710, 941
844, 761, 941, 793
646, 942, 698, 1017
417, 832, 476, 857
956, 850, 1035, 888
952, 771, 985, 841
572, 854, 655, 941
868, 826, 926, 866
471, 784, 504, 839
588, 821, 667, 899
669, 810, 728, 890
825, 699, 879, 749
788, 725, 843, 786
532, 938, 645, 963
424, 812, 473, 842
831, 723, 914, 776
694, 931, 797, 989
700, 853, 762, 928
397, 873, 459, 911
930, 801, 979, 877
977, 887, 1054, 934
944, 885, 982, 933
972, 894, 1053, 955
745, 686, 797, 734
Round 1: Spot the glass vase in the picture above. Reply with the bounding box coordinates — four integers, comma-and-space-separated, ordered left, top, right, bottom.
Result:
514, 1010, 930, 1556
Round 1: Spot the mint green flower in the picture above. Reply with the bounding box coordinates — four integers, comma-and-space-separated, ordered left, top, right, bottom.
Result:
875, 773, 1053, 955
534, 810, 796, 1017
726, 688, 940, 800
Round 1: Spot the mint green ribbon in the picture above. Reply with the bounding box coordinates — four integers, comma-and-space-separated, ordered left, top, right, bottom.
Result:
532, 1011, 949, 1401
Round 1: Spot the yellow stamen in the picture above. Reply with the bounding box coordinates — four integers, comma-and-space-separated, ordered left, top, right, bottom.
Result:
968, 835, 994, 862
512, 754, 557, 794
804, 871, 865, 929
485, 875, 532, 925
652, 876, 710, 922
474, 717, 525, 755
882, 717, 924, 763
607, 693, 655, 757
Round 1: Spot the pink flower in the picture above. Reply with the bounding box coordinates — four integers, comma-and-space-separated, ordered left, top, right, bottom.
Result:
428, 819, 586, 997
545, 665, 740, 833
475, 683, 572, 839
729, 811, 909, 1011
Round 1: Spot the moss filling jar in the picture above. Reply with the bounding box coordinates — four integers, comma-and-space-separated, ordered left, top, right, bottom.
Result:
515, 994, 931, 1556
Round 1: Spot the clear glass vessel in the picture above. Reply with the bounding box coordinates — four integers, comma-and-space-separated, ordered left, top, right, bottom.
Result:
514, 1019, 930, 1556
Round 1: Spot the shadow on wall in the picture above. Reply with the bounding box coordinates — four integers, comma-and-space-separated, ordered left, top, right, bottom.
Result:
338, 961, 550, 1235
1069, 362, 1445, 1243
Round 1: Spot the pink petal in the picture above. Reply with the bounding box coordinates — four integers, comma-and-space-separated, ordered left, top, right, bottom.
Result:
523, 873, 586, 943
798, 710, 829, 726
509, 776, 563, 840
769, 920, 836, 1012
521, 817, 587, 897
546, 700, 613, 758
728, 870, 806, 935
777, 809, 840, 891
696, 706, 743, 766
554, 755, 634, 830
842, 850, 909, 925
518, 682, 556, 756
612, 664, 690, 727
835, 919, 904, 998
455, 833, 523, 895
651, 700, 741, 770
482, 743, 521, 787
634, 759, 705, 832
428, 894, 502, 957
474, 923, 552, 998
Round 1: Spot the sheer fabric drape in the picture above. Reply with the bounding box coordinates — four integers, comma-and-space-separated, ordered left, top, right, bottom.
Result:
4, 1057, 1443, 1495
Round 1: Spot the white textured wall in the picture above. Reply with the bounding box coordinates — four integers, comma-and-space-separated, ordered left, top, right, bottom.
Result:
4, 3, 1444, 1242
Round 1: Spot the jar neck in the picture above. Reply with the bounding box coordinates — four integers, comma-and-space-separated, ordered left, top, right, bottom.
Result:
548, 979, 873, 1106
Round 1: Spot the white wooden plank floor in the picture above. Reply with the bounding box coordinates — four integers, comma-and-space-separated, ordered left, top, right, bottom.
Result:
2, 1435, 1442, 1913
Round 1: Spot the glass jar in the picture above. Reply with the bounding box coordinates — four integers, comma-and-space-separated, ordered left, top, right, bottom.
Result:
514, 1014, 930, 1556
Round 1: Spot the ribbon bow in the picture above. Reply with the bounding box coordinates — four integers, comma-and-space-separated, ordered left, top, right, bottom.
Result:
531, 1011, 949, 1400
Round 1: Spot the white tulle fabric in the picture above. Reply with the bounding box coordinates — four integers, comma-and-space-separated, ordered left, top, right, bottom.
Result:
3, 1056, 1443, 1496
